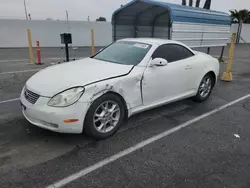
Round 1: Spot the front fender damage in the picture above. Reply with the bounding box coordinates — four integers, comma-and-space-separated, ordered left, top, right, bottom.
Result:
78, 74, 143, 117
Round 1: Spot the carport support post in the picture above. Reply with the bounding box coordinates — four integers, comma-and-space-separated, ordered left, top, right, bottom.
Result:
219, 46, 225, 62
27, 28, 34, 64
207, 47, 210, 54
221, 33, 236, 82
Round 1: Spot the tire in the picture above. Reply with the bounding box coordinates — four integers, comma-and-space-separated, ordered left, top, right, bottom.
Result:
84, 93, 126, 140
193, 73, 214, 102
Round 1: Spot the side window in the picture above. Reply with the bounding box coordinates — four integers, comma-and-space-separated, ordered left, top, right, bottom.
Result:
152, 44, 194, 63
174, 44, 194, 60
151, 45, 169, 61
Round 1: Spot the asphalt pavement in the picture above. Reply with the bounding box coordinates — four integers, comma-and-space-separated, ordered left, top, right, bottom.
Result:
1, 44, 250, 188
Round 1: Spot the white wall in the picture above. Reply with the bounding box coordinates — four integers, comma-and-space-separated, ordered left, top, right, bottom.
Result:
239, 24, 250, 43
230, 23, 250, 43
0, 19, 250, 48
0, 19, 112, 48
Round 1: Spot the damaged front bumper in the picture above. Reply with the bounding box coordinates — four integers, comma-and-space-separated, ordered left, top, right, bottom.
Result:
20, 89, 89, 134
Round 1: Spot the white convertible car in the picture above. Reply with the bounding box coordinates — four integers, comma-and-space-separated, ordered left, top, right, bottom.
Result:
20, 38, 219, 139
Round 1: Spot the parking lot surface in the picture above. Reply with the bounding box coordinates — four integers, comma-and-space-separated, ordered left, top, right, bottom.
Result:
1, 44, 250, 188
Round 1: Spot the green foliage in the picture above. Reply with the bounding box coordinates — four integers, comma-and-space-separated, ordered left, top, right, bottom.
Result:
181, 0, 205, 8
195, 0, 200, 7
96, 17, 107, 22
230, 9, 250, 23
189, 0, 193, 6
203, 0, 211, 9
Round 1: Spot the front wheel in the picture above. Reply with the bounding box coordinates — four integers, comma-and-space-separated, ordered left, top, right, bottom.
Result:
84, 93, 126, 140
193, 73, 214, 102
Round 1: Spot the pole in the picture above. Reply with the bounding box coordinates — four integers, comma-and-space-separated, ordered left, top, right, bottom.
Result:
24, 0, 28, 20
221, 33, 236, 82
219, 46, 225, 62
207, 47, 210, 54
66, 10, 69, 22
236, 21, 242, 43
36, 41, 42, 65
27, 28, 34, 64
91, 29, 95, 56
65, 43, 69, 62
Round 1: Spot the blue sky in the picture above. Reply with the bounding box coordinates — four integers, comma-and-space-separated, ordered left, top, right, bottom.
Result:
0, 0, 247, 21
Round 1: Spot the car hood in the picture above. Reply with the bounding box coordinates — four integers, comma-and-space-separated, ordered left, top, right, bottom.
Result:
26, 58, 133, 97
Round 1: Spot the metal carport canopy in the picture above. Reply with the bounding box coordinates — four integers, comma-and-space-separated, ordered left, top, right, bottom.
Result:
112, 0, 231, 40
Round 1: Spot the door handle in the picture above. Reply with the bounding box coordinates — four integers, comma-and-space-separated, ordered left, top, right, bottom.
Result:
185, 65, 192, 70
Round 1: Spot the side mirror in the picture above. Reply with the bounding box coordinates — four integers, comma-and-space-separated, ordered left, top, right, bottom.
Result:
150, 58, 168, 66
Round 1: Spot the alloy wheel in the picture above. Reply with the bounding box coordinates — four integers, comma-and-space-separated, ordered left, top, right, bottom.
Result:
199, 76, 212, 98
93, 100, 121, 133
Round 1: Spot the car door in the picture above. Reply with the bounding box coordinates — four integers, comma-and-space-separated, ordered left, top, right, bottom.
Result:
171, 44, 200, 92
142, 44, 195, 106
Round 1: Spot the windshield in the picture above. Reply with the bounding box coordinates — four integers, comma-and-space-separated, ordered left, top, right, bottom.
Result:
93, 41, 151, 65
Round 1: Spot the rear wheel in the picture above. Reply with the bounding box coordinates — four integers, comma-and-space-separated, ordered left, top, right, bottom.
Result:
193, 73, 214, 102
84, 93, 125, 140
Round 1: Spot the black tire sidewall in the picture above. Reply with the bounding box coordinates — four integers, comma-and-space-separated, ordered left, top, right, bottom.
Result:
84, 93, 126, 140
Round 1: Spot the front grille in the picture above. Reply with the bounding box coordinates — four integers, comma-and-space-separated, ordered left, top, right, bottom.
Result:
24, 88, 40, 104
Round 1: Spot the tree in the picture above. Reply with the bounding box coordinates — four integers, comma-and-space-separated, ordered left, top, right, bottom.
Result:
96, 17, 106, 21
189, 0, 193, 7
230, 9, 250, 23
203, 0, 211, 9
182, 0, 209, 9
182, 0, 201, 8
195, 0, 200, 7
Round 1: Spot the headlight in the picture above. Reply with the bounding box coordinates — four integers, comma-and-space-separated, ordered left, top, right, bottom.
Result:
48, 87, 85, 107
